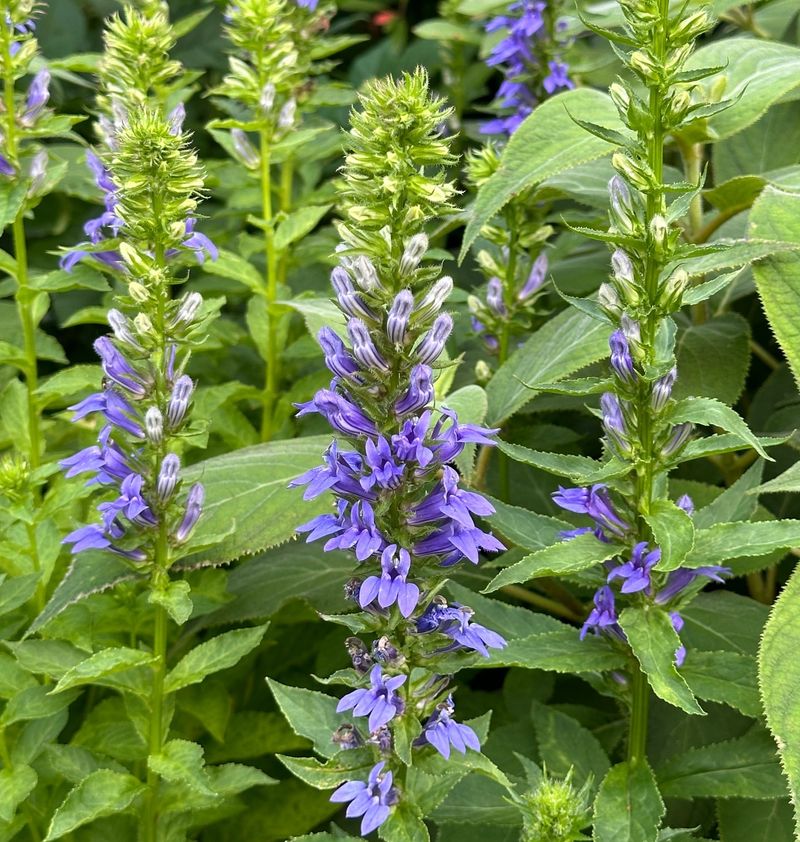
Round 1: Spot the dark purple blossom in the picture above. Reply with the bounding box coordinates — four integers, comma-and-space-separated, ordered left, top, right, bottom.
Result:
671, 611, 686, 667
652, 367, 676, 411
409, 466, 494, 527
553, 483, 629, 539
655, 565, 730, 604
419, 696, 480, 759
416, 313, 453, 365
395, 364, 434, 416
415, 520, 505, 566
70, 389, 144, 439
417, 601, 507, 657
337, 664, 406, 733
608, 542, 660, 594
609, 330, 636, 384
296, 388, 378, 437
387, 290, 414, 345
175, 482, 204, 544
323, 500, 385, 561
330, 761, 397, 836
519, 252, 548, 300
580, 585, 624, 640
361, 437, 404, 491
392, 411, 435, 468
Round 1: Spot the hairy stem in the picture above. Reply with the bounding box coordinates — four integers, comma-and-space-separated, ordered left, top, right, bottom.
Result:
260, 130, 279, 441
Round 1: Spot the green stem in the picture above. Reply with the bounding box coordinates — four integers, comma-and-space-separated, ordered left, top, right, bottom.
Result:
276, 157, 293, 287
259, 130, 279, 441
628, 666, 650, 765
500, 584, 582, 622
144, 578, 168, 842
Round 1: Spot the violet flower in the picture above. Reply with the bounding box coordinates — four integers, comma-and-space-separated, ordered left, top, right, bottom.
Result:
336, 664, 406, 733
418, 696, 480, 759
607, 542, 661, 593
330, 761, 398, 836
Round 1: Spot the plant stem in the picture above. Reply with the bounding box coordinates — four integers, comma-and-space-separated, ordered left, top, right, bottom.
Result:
276, 157, 293, 287
500, 584, 582, 622
144, 581, 168, 842
259, 130, 279, 441
627, 666, 650, 765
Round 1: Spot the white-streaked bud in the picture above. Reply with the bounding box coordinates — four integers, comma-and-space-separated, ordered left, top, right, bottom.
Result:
145, 406, 163, 444
134, 313, 153, 337
157, 453, 180, 501
174, 292, 203, 326
260, 83, 276, 113
28, 149, 47, 196
598, 283, 621, 317
128, 282, 149, 304
416, 276, 453, 321
352, 256, 380, 292
278, 99, 296, 129
107, 308, 142, 350
650, 215, 668, 250
399, 233, 428, 276
231, 129, 259, 169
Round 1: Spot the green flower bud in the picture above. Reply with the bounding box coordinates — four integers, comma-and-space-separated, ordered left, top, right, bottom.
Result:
520, 770, 591, 842
660, 267, 689, 310
0, 453, 29, 502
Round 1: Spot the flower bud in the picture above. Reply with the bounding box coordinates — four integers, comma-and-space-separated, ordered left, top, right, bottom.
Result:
278, 98, 296, 129
174, 292, 203, 326
27, 149, 47, 196
486, 277, 506, 316
128, 282, 149, 304
134, 313, 154, 337
386, 290, 414, 345
416, 276, 453, 321
652, 367, 676, 412
145, 406, 163, 444
260, 83, 276, 113
519, 253, 548, 300
608, 174, 638, 234
168, 375, 194, 428
629, 50, 658, 80
650, 214, 668, 254
475, 359, 492, 385
671, 10, 710, 43
415, 313, 453, 365
662, 422, 693, 458
399, 233, 428, 276
612, 151, 650, 192
157, 453, 180, 502
351, 256, 380, 292
660, 268, 689, 310
598, 283, 622, 319
107, 309, 142, 350
174, 483, 204, 544
609, 82, 630, 117
231, 129, 259, 169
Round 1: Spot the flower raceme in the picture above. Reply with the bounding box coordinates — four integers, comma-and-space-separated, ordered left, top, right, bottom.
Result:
288, 70, 506, 836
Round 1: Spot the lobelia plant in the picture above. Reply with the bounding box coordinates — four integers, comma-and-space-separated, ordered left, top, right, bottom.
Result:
209, 0, 347, 442
278, 69, 512, 838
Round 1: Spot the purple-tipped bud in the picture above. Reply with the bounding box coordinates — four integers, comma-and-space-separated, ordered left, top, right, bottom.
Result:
94, 337, 150, 397
416, 313, 453, 365
167, 375, 194, 428
157, 454, 181, 501
0, 155, 14, 177
331, 267, 376, 321
278, 99, 296, 129
348, 318, 389, 372
168, 103, 186, 136
260, 83, 276, 113
600, 392, 626, 436
395, 365, 434, 416
352, 256, 380, 293
175, 483, 204, 544
399, 233, 428, 276
22, 68, 50, 126
611, 249, 634, 284
28, 149, 47, 195
231, 129, 259, 168
416, 276, 453, 321
318, 326, 360, 380
609, 330, 636, 384
662, 422, 693, 457
676, 493, 694, 515
145, 406, 163, 444
519, 253, 548, 300
107, 309, 142, 350
652, 367, 677, 411
620, 314, 641, 345
173, 292, 203, 327
386, 291, 414, 345
486, 277, 506, 316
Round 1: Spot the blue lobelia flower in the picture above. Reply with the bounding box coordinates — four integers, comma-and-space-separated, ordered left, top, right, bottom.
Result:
359, 545, 420, 618
607, 542, 661, 594
336, 664, 407, 733
580, 585, 624, 641
418, 695, 481, 759
330, 761, 398, 836
552, 483, 630, 540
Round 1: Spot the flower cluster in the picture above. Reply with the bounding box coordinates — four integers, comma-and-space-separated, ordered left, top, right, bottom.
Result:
482, 0, 573, 137
291, 70, 506, 836
61, 97, 213, 585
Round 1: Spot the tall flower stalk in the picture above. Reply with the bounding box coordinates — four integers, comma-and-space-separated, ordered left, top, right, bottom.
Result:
290, 69, 507, 835
212, 0, 336, 441
549, 0, 730, 765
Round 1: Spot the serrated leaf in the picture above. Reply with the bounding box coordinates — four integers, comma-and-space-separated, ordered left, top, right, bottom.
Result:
593, 761, 664, 842
498, 440, 627, 484
750, 461, 800, 494
45, 770, 145, 840
485, 308, 609, 425
274, 204, 331, 251
278, 750, 374, 790
2, 684, 79, 726
460, 88, 625, 260
682, 651, 760, 718
50, 648, 154, 695
685, 521, 800, 570
716, 797, 795, 842
484, 532, 619, 593
164, 624, 267, 694
693, 459, 763, 529
149, 580, 193, 625
647, 499, 695, 573
619, 607, 704, 716
0, 765, 37, 823
656, 731, 786, 799
148, 740, 217, 798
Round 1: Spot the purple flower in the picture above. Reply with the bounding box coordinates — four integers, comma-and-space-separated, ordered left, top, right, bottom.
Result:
386, 291, 413, 345
167, 375, 194, 428
580, 585, 624, 640
69, 390, 144, 439
671, 611, 686, 667
94, 337, 150, 398
395, 365, 434, 416
417, 601, 507, 657
99, 473, 157, 529
361, 437, 404, 491
519, 252, 548, 300
331, 267, 376, 322
392, 411, 434, 468
652, 367, 677, 411
63, 523, 112, 554
609, 330, 636, 384
21, 68, 50, 126
157, 453, 180, 501
415, 519, 505, 566
552, 484, 629, 539
415, 313, 453, 365
291, 441, 367, 501
337, 664, 406, 733
608, 542, 661, 594
431, 408, 499, 463
60, 439, 133, 486
409, 466, 494, 527
330, 761, 397, 836
0, 155, 14, 177
419, 696, 480, 759
182, 219, 218, 263
297, 388, 378, 437
543, 60, 574, 94
486, 277, 506, 316
324, 500, 385, 561
676, 494, 694, 515
295, 0, 320, 8
359, 545, 420, 618
662, 422, 693, 457
601, 392, 627, 438
175, 482, 204, 544
655, 565, 730, 604
318, 327, 361, 381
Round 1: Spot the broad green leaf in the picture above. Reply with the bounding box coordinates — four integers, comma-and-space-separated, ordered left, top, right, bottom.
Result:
693, 459, 763, 529
148, 740, 217, 798
207, 762, 276, 795
486, 307, 609, 425
716, 798, 795, 842
1, 685, 79, 726
148, 580, 193, 626
682, 651, 760, 718
0, 573, 39, 617
45, 770, 145, 840
647, 499, 695, 572
202, 249, 263, 294
593, 761, 665, 842
666, 239, 800, 279
532, 701, 610, 789
278, 750, 374, 790
682, 591, 768, 656
379, 802, 431, 842
0, 765, 37, 823
460, 88, 624, 260
268, 680, 350, 759
673, 314, 750, 406
619, 607, 704, 716
685, 521, 800, 570
205, 710, 309, 762
413, 18, 482, 43
759, 562, 800, 832
282, 297, 346, 340
677, 433, 786, 465
656, 731, 787, 799
6, 640, 85, 679
0, 180, 28, 232
751, 461, 800, 495
685, 38, 800, 140
666, 397, 770, 460
498, 440, 627, 484
180, 437, 333, 566
480, 496, 571, 553
484, 532, 619, 593
164, 625, 267, 694
274, 204, 331, 251
50, 648, 154, 695
750, 187, 800, 386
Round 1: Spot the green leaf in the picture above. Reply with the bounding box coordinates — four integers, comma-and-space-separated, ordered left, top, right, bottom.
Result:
5, 640, 85, 679
2, 684, 79, 726
179, 436, 334, 566
148, 740, 217, 798
268, 680, 350, 759
202, 249, 263, 294
207, 762, 276, 795
750, 186, 800, 386
282, 296, 346, 340
460, 88, 624, 260
482, 496, 571, 553
0, 180, 28, 232
498, 440, 627, 484
656, 731, 787, 799
532, 701, 610, 789
164, 625, 267, 694
750, 461, 800, 495
413, 18, 481, 43
759, 562, 800, 832
685, 521, 800, 570
619, 607, 704, 716
278, 750, 374, 790
486, 307, 610, 425
50, 647, 154, 695
666, 397, 770, 460
682, 591, 768, 656
0, 765, 37, 823
274, 205, 332, 251
685, 37, 800, 140
0, 573, 39, 617
45, 770, 145, 840
379, 802, 431, 842
484, 532, 619, 593
593, 761, 665, 842
693, 458, 763, 529
647, 498, 695, 573
682, 651, 760, 718
149, 580, 193, 626
716, 798, 795, 842
673, 314, 751, 406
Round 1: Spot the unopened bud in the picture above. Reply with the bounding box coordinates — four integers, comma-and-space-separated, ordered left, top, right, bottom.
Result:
278, 98, 296, 129
671, 10, 710, 44
475, 359, 492, 385
157, 453, 180, 501
650, 214, 668, 252
231, 128, 259, 169
661, 267, 689, 309
598, 283, 622, 318
145, 406, 163, 444
107, 309, 142, 350
128, 282, 149, 304
417, 276, 453, 320
609, 82, 630, 116
399, 233, 428, 276
134, 313, 153, 337
629, 50, 658, 80
174, 292, 203, 326
612, 151, 651, 192
260, 83, 276, 113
